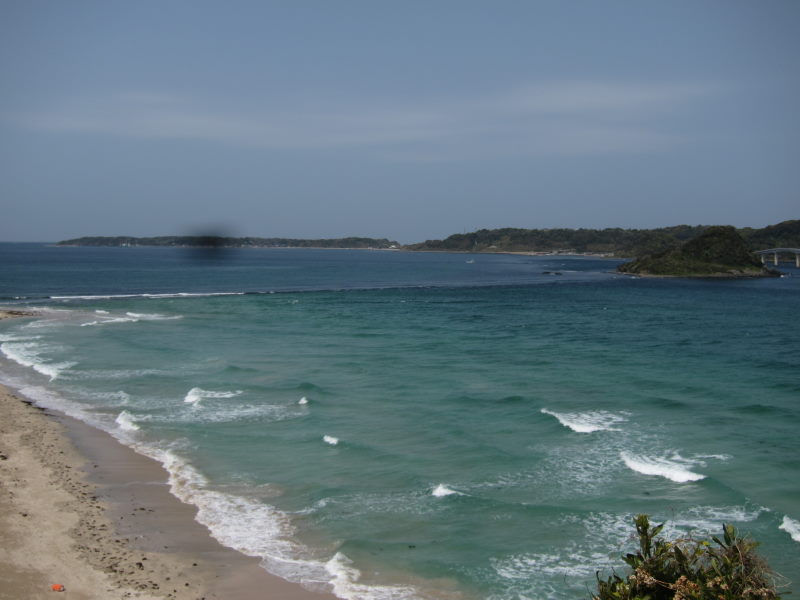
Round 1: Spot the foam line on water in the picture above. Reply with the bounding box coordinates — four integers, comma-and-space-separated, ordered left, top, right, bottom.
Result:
0, 340, 75, 381
80, 311, 182, 327
492, 549, 617, 580
675, 505, 765, 531
50, 292, 245, 300
540, 408, 628, 433
81, 317, 138, 327
125, 312, 181, 320
620, 451, 705, 482
323, 435, 339, 445
85, 389, 131, 405
176, 404, 301, 424
184, 387, 243, 404
69, 368, 168, 381
0, 333, 42, 342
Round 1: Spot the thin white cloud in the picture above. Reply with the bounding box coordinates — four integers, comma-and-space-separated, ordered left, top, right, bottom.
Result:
493, 81, 718, 115
7, 80, 719, 159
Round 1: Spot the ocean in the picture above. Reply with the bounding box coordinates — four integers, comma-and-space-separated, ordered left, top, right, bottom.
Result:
1, 242, 798, 599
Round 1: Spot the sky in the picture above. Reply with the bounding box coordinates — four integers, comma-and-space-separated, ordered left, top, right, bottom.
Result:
1, 1, 798, 243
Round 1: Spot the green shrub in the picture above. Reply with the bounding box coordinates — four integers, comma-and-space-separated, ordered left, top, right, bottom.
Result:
592, 515, 784, 600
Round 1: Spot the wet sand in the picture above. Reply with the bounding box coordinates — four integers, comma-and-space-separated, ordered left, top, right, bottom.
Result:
0, 381, 339, 600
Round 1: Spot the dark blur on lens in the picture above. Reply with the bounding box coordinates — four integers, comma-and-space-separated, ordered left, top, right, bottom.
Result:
182, 229, 236, 263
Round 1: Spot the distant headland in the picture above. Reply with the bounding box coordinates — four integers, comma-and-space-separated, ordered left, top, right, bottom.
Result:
405, 219, 799, 258
56, 235, 400, 250
56, 220, 799, 272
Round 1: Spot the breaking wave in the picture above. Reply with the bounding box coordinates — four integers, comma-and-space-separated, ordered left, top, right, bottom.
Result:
780, 516, 800, 542
115, 410, 140, 431
184, 387, 243, 405
541, 408, 628, 433
432, 484, 463, 497
620, 451, 705, 483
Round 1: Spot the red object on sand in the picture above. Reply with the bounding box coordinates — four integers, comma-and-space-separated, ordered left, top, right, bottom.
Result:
51, 584, 65, 592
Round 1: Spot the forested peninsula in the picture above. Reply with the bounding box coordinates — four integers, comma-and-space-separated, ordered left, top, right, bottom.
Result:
57, 236, 400, 249
407, 220, 800, 258
56, 220, 798, 259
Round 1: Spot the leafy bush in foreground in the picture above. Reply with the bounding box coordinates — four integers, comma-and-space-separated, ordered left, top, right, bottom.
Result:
593, 515, 784, 600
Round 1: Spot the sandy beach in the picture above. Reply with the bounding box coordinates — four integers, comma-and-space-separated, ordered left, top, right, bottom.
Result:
0, 348, 339, 600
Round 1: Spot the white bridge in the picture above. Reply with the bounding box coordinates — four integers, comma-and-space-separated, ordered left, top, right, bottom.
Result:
754, 248, 800, 267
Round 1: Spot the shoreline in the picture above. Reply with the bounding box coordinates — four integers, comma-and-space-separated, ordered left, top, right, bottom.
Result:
0, 309, 38, 320
0, 382, 338, 600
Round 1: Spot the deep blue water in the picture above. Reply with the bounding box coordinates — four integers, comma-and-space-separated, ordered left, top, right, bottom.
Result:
1, 243, 798, 600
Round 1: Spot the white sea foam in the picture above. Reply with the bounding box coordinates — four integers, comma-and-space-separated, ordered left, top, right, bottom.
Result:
303, 488, 448, 518
674, 505, 765, 534
620, 451, 705, 482
150, 449, 422, 598
51, 291, 244, 300
0, 385, 322, 589
541, 408, 628, 433
80, 311, 182, 327
694, 454, 732, 461
70, 368, 166, 381
153, 450, 320, 570
570, 506, 767, 554
95, 309, 109, 314
126, 312, 182, 321
184, 387, 243, 405
0, 341, 75, 380
0, 378, 432, 600
779, 516, 800, 542
432, 484, 462, 497
323, 435, 339, 445
89, 390, 131, 405
115, 410, 140, 431
0, 333, 42, 342
81, 317, 137, 326
186, 404, 300, 424
325, 552, 423, 600
298, 396, 309, 405
492, 549, 617, 580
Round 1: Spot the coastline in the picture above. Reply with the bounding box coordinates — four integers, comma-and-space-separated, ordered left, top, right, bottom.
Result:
0, 381, 338, 600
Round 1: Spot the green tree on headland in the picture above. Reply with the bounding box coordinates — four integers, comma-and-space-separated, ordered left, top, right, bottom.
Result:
593, 515, 784, 600
617, 226, 777, 277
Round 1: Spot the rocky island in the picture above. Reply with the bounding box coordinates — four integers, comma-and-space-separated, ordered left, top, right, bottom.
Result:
617, 226, 780, 278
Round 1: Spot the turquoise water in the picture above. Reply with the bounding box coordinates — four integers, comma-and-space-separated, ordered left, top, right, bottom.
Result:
1, 243, 799, 599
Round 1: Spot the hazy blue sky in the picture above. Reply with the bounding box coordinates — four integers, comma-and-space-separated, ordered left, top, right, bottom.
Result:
1, 1, 798, 243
